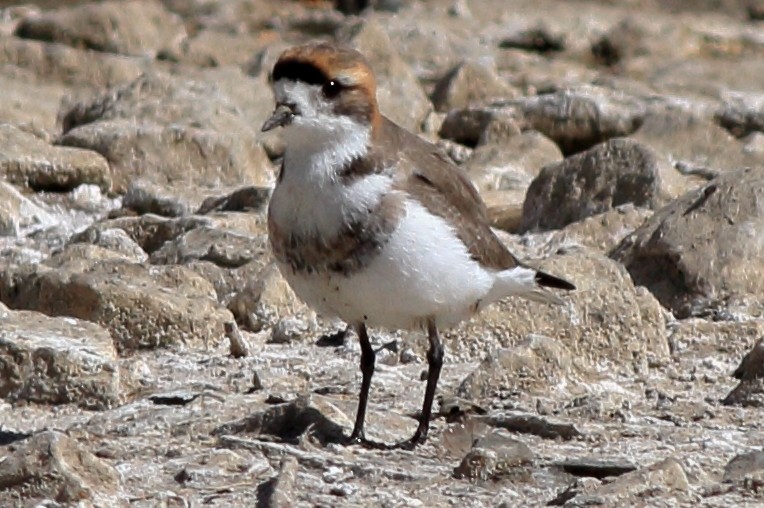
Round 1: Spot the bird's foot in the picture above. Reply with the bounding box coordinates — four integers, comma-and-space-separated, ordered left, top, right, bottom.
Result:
344, 433, 392, 450
343, 428, 428, 450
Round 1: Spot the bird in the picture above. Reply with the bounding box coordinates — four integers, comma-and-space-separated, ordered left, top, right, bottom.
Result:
262, 42, 575, 449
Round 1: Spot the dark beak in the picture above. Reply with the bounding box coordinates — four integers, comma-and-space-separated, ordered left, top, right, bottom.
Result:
261, 103, 295, 132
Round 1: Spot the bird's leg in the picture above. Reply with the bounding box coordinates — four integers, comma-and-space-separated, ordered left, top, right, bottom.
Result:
348, 323, 375, 443
406, 319, 443, 448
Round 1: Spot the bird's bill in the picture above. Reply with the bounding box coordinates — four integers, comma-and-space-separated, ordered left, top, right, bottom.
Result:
261, 103, 295, 131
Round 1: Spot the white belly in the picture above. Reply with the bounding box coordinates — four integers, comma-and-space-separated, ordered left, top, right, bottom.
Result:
280, 199, 497, 330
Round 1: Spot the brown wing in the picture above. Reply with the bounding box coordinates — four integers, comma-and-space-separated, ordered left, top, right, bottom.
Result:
377, 117, 519, 271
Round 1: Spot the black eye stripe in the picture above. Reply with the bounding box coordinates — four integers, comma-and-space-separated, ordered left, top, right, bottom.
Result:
272, 61, 329, 86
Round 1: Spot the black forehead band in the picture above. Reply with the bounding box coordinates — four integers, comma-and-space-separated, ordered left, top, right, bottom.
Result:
272, 61, 329, 86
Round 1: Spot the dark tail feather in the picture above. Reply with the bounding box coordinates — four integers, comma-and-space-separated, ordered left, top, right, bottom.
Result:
535, 270, 576, 291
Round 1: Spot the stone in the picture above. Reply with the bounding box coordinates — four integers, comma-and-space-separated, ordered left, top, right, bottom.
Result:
0, 303, 119, 409
612, 167, 764, 319
0, 431, 120, 505
225, 321, 251, 358
522, 138, 666, 232
168, 29, 276, 67
0, 35, 148, 88
122, 179, 191, 217
71, 214, 210, 255
59, 72, 274, 193
750, 2, 764, 21
228, 263, 307, 333
149, 225, 269, 269
508, 87, 645, 155
467, 129, 563, 193
15, 0, 186, 58
453, 448, 499, 481
340, 19, 431, 132
465, 248, 669, 374
197, 186, 271, 215
0, 72, 66, 135
548, 477, 603, 506
723, 339, 764, 407
0, 181, 56, 237
732, 339, 764, 381
0, 123, 110, 192
723, 451, 764, 482
439, 108, 519, 147
213, 394, 346, 443
269, 317, 309, 344
432, 61, 519, 112
715, 91, 764, 138
263, 457, 299, 508
481, 189, 525, 232
550, 204, 654, 254
476, 413, 582, 441
3, 252, 232, 352
593, 458, 690, 496
555, 457, 638, 479
463, 430, 534, 480
632, 111, 760, 176
457, 335, 572, 401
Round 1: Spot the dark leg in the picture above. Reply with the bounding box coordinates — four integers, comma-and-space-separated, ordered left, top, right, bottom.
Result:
407, 319, 443, 447
348, 323, 375, 443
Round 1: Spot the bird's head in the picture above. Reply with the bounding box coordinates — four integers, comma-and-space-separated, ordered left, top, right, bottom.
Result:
262, 43, 380, 137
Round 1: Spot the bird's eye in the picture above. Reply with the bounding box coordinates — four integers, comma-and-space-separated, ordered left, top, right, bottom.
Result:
322, 80, 342, 98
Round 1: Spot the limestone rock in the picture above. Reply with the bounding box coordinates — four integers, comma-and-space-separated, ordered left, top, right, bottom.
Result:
594, 458, 690, 497
724, 339, 764, 407
467, 130, 563, 193
549, 204, 653, 254
69, 227, 148, 263
464, 248, 669, 374
0, 303, 119, 409
0, 35, 148, 87
0, 431, 120, 505
71, 214, 210, 255
439, 107, 514, 147
228, 263, 308, 332
632, 111, 761, 176
508, 87, 645, 155
457, 335, 572, 401
150, 225, 269, 269
0, 72, 66, 135
715, 91, 764, 138
432, 61, 519, 112
724, 450, 764, 482
3, 252, 232, 351
59, 72, 274, 193
0, 123, 110, 192
15, 0, 186, 57
168, 29, 275, 67
522, 138, 666, 232
0, 181, 55, 237
612, 167, 764, 318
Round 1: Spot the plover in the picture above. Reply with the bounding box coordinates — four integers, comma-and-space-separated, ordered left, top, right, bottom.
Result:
263, 42, 575, 449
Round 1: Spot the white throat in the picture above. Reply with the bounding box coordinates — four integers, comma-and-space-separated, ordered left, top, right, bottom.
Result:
282, 121, 370, 182
275, 79, 372, 180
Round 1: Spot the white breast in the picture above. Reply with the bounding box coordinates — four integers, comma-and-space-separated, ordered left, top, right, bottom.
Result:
268, 117, 376, 240
284, 198, 497, 330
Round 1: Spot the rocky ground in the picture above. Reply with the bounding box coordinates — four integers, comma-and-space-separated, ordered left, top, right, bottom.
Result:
1, 0, 764, 506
